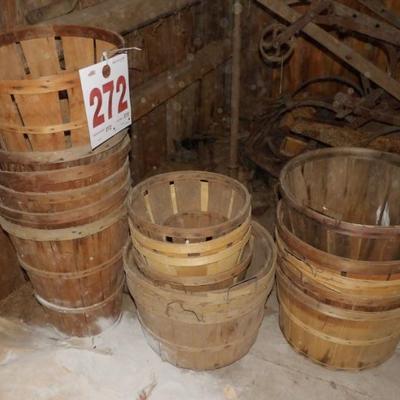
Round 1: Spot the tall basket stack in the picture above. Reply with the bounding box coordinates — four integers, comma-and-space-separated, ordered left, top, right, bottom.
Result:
124, 171, 276, 370
276, 147, 400, 370
0, 26, 131, 337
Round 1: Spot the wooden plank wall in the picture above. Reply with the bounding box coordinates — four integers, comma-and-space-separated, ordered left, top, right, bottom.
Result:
244, 0, 400, 101
125, 0, 231, 182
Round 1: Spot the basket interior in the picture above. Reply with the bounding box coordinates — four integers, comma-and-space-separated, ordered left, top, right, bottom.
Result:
0, 26, 122, 152
282, 153, 400, 227
130, 173, 249, 236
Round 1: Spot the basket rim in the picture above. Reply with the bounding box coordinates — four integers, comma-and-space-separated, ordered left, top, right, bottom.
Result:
0, 25, 125, 83
279, 147, 400, 234
276, 201, 400, 271
0, 131, 128, 167
128, 170, 252, 239
124, 220, 277, 298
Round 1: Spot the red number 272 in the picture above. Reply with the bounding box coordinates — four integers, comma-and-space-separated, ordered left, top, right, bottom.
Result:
89, 75, 128, 128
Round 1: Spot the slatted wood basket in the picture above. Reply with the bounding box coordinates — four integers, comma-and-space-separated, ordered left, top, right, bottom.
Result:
124, 221, 276, 370
280, 148, 400, 261
129, 171, 251, 242
0, 136, 130, 229
128, 171, 252, 288
0, 25, 123, 155
277, 203, 400, 310
0, 207, 128, 337
276, 201, 400, 370
131, 233, 254, 292
277, 268, 400, 371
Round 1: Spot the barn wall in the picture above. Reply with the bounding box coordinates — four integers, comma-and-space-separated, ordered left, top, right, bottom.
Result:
243, 0, 400, 102
125, 0, 231, 181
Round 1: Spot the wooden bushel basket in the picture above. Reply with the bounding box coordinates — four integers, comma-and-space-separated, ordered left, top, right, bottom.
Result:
132, 232, 254, 292
0, 130, 127, 172
0, 136, 131, 229
276, 202, 400, 310
276, 201, 400, 370
130, 217, 252, 289
128, 171, 251, 287
277, 268, 400, 371
128, 171, 251, 242
0, 25, 123, 155
279, 148, 400, 261
0, 207, 128, 337
124, 221, 276, 370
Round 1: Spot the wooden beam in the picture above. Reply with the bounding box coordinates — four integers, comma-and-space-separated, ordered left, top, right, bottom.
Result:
132, 39, 231, 121
48, 0, 201, 34
257, 0, 400, 101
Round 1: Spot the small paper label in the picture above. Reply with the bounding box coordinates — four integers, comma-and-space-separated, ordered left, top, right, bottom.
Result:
79, 54, 132, 149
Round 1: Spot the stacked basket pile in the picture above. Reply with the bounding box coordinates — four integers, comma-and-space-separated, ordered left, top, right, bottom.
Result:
0, 26, 130, 337
276, 147, 400, 370
124, 171, 276, 370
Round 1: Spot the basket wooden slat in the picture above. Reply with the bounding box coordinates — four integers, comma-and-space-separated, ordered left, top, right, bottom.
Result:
1, 207, 128, 337
124, 221, 276, 370
129, 171, 251, 242
280, 148, 400, 261
277, 268, 400, 371
0, 25, 123, 154
276, 200, 400, 369
0, 136, 130, 228
128, 171, 252, 288
0, 131, 127, 172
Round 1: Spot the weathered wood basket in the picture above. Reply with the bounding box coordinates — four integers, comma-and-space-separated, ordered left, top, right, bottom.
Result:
124, 221, 276, 370
129, 171, 251, 289
280, 148, 400, 261
130, 217, 252, 289
132, 232, 254, 292
128, 171, 252, 288
0, 136, 130, 229
277, 268, 400, 371
0, 25, 123, 154
128, 171, 251, 242
0, 130, 127, 172
276, 201, 400, 369
0, 207, 128, 337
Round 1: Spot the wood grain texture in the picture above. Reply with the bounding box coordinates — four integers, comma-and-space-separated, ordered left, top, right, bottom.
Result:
0, 132, 130, 337
279, 148, 400, 261
0, 25, 123, 153
277, 268, 400, 371
48, 0, 201, 34
0, 227, 24, 301
124, 220, 276, 370
128, 171, 251, 242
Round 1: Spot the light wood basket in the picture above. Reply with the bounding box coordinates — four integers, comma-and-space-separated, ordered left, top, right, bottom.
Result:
0, 206, 128, 337
276, 201, 400, 370
128, 171, 252, 288
124, 221, 276, 370
277, 268, 400, 371
0, 25, 123, 155
128, 171, 251, 242
280, 147, 400, 261
0, 136, 131, 229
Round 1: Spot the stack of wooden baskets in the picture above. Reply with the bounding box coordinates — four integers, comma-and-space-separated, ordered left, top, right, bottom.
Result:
124, 171, 276, 370
276, 147, 400, 370
0, 25, 130, 337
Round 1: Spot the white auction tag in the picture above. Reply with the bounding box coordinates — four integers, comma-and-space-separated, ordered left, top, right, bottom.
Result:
79, 53, 132, 149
